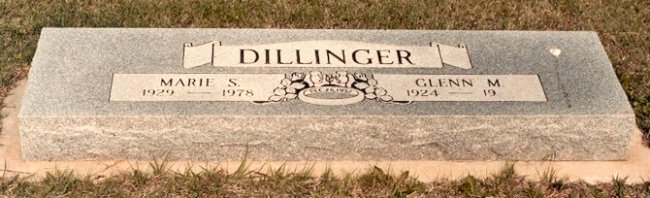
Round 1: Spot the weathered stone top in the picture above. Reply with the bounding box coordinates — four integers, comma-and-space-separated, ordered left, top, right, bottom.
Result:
21, 28, 631, 117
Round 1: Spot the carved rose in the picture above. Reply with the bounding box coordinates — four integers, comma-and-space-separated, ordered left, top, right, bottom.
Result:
267, 71, 395, 104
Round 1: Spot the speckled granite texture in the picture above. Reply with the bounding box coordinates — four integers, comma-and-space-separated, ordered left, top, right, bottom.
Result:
19, 28, 636, 160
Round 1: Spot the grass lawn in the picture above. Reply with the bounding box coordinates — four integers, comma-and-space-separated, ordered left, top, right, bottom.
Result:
1, 0, 649, 196
2, 162, 650, 197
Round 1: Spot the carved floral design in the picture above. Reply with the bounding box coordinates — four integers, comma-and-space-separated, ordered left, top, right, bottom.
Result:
267, 71, 394, 104
269, 73, 307, 102
349, 72, 393, 102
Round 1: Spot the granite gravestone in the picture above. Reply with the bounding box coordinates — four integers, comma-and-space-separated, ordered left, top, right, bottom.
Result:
19, 28, 636, 161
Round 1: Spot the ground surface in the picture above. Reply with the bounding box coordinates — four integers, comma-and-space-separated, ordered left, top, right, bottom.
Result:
1, 0, 649, 197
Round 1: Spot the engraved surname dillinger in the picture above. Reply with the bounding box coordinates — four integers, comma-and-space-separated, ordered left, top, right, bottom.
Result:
239, 49, 414, 65
182, 40, 473, 69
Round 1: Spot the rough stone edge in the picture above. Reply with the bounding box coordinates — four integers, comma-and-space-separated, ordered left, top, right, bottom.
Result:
18, 114, 636, 161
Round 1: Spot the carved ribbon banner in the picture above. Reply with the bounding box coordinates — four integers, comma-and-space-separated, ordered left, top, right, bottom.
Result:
182, 40, 472, 69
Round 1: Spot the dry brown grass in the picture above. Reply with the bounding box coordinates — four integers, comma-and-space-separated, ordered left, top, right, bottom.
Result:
2, 162, 649, 197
